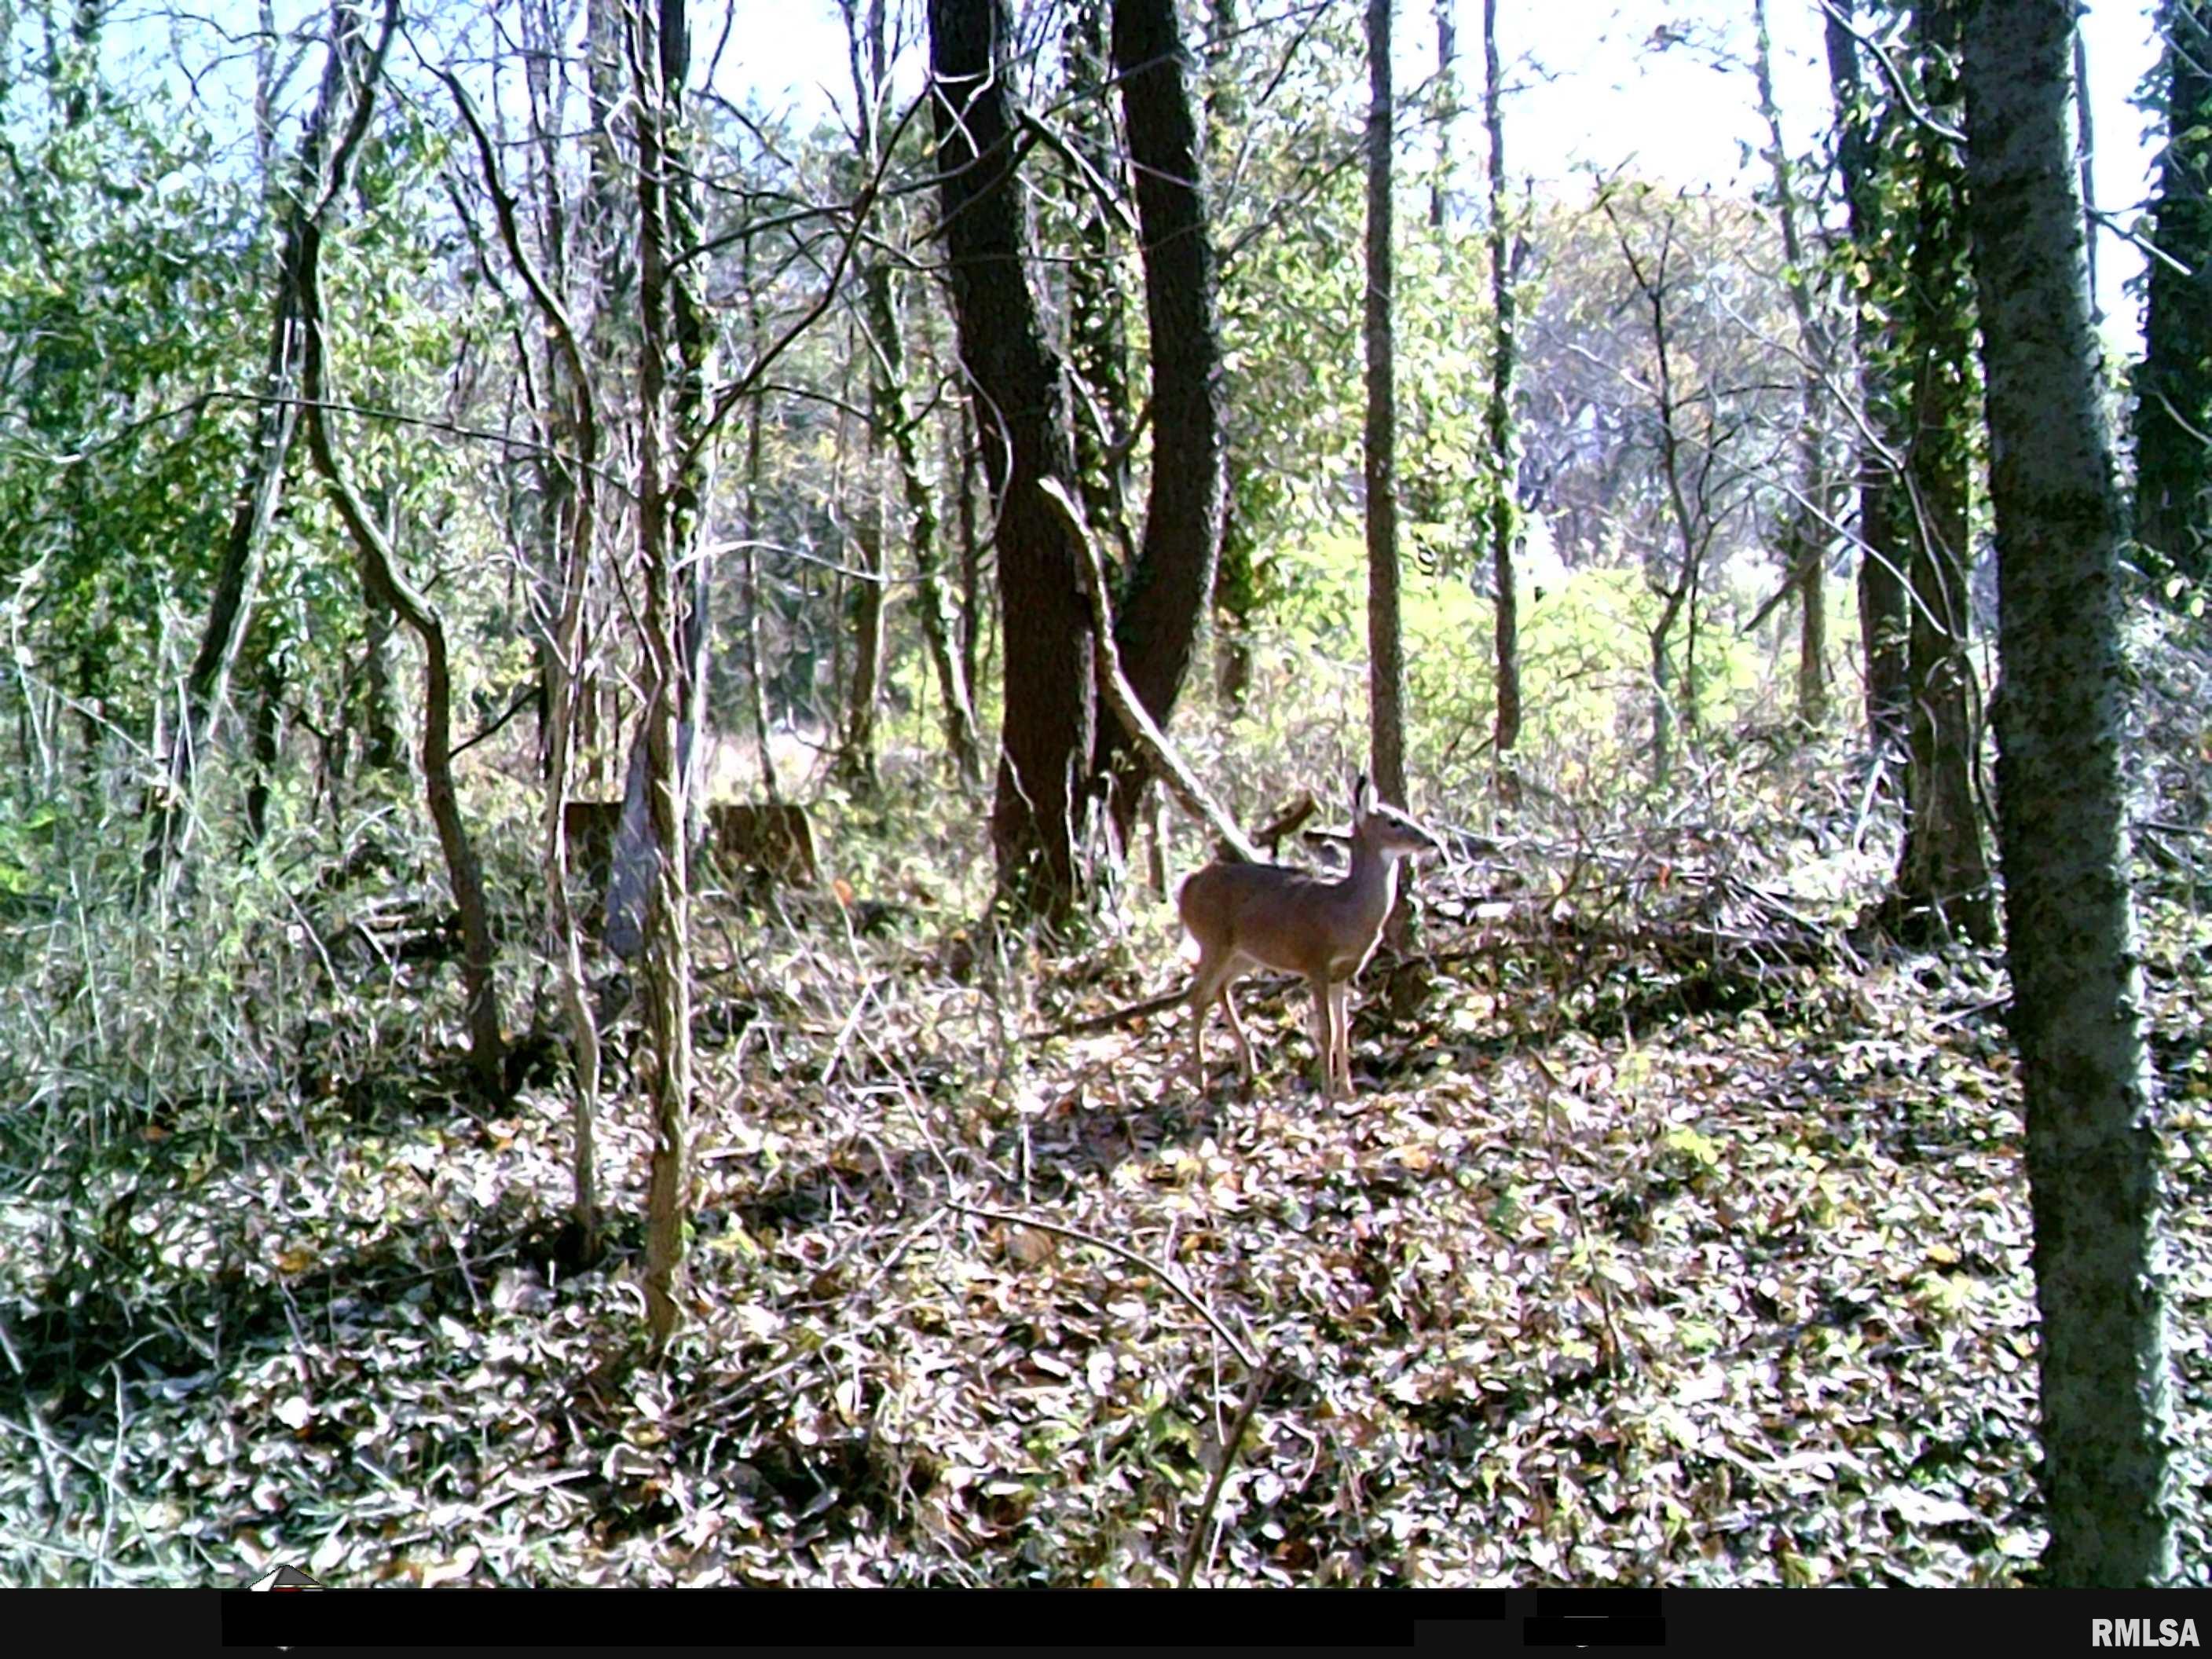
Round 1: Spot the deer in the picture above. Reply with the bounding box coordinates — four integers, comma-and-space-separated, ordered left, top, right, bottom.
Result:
1178, 772, 1444, 1102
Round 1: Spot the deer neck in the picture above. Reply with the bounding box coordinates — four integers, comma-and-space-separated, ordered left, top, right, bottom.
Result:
1339, 836, 1403, 930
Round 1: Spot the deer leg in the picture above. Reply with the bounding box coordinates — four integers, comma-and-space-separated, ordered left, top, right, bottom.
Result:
1188, 957, 1248, 1094
1187, 958, 1218, 1093
1305, 974, 1336, 1099
1219, 976, 1258, 1083
1330, 979, 1354, 1098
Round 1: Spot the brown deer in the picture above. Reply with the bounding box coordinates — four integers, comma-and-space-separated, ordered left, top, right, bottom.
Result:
1178, 773, 1442, 1101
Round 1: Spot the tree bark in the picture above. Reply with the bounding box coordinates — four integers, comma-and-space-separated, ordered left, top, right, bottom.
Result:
1891, 0, 1995, 945
1961, 0, 2177, 1587
1091, 0, 1229, 842
1824, 1, 1910, 764
296, 0, 502, 1097
145, 0, 378, 880
2134, 0, 2212, 589
1063, 0, 1136, 571
837, 432, 889, 789
930, 0, 1097, 925
840, 0, 980, 784
445, 62, 609, 1257
1364, 0, 1407, 806
1754, 0, 1833, 730
634, 0, 708, 1350
1481, 0, 1521, 764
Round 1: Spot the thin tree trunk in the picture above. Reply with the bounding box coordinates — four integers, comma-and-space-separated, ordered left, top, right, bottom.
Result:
146, 0, 373, 879
741, 229, 780, 803
1364, 0, 1407, 805
1961, 0, 2176, 1586
297, 0, 502, 1096
1481, 0, 1521, 764
848, 134, 978, 778
634, 0, 706, 1351
244, 640, 283, 847
1430, 0, 1457, 231
1754, 0, 1833, 729
838, 0, 978, 783
445, 57, 606, 1260
837, 341, 888, 788
1824, 1, 1910, 763
1063, 0, 1135, 570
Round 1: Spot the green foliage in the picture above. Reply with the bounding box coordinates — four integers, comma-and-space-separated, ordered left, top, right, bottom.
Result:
0, 82, 262, 731
1238, 526, 1782, 806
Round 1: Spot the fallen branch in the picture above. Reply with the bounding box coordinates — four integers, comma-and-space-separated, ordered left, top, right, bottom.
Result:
1038, 478, 1264, 866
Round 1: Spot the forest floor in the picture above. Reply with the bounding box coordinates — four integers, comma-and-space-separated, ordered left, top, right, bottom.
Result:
2, 806, 2208, 1589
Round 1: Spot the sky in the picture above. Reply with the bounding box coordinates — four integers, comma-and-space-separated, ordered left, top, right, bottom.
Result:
105, 0, 2169, 346
717, 0, 2166, 347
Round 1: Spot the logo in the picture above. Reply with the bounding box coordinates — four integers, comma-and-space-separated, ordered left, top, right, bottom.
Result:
239, 1563, 324, 1591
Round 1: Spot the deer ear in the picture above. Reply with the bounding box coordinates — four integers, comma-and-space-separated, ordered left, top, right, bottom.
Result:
1353, 771, 1374, 813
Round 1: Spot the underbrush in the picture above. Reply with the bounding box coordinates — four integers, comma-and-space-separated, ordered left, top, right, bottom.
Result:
1, 716, 2207, 1588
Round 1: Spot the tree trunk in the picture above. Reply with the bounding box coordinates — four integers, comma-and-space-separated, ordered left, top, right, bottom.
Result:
739, 231, 781, 804
842, 0, 979, 784
1364, 0, 1407, 805
444, 56, 612, 1253
1063, 0, 1136, 571
355, 579, 406, 777
1754, 0, 1833, 730
1481, 0, 1521, 764
1823, 1, 1910, 763
1091, 0, 1229, 842
930, 0, 1097, 925
1606, 203, 1704, 793
1892, 0, 1995, 944
1961, 0, 2177, 1586
1430, 0, 1457, 231
952, 405, 985, 736
243, 639, 284, 848
837, 452, 888, 789
2134, 0, 2212, 590
296, 0, 502, 1097
632, 0, 709, 1351
145, 0, 372, 879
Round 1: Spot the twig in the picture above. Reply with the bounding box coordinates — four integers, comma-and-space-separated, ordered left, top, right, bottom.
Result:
1037, 478, 1265, 866
1177, 1357, 1273, 1588
944, 1201, 1258, 1368
1526, 1050, 1632, 1373
1021, 983, 1187, 1041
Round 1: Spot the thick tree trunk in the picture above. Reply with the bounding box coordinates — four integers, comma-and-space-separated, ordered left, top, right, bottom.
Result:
930, 0, 1097, 925
1961, 0, 2177, 1587
1892, 0, 1995, 944
1091, 0, 1229, 842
